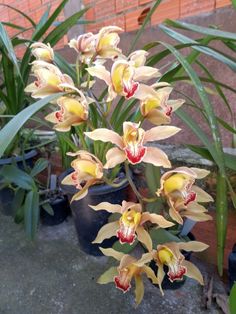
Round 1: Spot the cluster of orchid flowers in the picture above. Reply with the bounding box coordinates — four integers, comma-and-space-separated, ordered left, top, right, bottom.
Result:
25, 26, 213, 306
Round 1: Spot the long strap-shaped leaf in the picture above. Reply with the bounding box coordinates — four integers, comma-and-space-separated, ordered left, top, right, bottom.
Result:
0, 93, 64, 158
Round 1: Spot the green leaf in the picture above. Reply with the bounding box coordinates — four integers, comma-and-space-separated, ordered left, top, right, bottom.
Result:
1, 165, 35, 190
230, 283, 236, 314
165, 19, 236, 41
0, 93, 64, 158
2, 22, 27, 31
54, 53, 77, 82
0, 23, 22, 78
41, 202, 54, 216
35, 5, 51, 32
44, 7, 88, 46
112, 239, 138, 254
145, 164, 161, 195
24, 190, 39, 240
150, 228, 181, 247
216, 173, 228, 276
30, 158, 49, 177
159, 24, 236, 72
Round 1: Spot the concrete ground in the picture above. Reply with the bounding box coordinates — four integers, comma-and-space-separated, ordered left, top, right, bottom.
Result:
0, 212, 225, 314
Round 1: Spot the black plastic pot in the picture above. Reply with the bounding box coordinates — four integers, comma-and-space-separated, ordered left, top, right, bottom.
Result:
150, 233, 195, 290
0, 150, 38, 216
41, 195, 71, 226
59, 169, 129, 256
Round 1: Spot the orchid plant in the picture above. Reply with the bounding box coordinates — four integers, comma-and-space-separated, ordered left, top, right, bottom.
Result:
25, 26, 213, 306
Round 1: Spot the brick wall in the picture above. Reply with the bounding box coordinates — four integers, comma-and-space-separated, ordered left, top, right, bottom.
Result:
0, 0, 67, 57
84, 0, 232, 33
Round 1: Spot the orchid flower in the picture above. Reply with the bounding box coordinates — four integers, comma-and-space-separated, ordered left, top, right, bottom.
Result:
136, 241, 208, 295
135, 83, 184, 125
61, 151, 103, 201
45, 90, 92, 131
156, 167, 213, 224
97, 248, 158, 306
30, 42, 54, 62
25, 61, 75, 98
69, 32, 96, 64
85, 121, 180, 168
87, 56, 160, 101
90, 201, 174, 251
69, 26, 122, 64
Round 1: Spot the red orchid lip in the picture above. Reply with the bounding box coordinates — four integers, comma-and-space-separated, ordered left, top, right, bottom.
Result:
124, 82, 139, 99
167, 266, 187, 282
184, 191, 196, 206
165, 106, 173, 117
124, 146, 146, 164
117, 230, 136, 245
114, 276, 131, 293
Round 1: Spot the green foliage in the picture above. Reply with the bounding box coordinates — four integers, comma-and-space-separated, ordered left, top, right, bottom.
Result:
229, 283, 236, 314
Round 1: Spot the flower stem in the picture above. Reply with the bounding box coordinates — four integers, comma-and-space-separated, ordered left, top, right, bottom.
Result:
124, 162, 143, 207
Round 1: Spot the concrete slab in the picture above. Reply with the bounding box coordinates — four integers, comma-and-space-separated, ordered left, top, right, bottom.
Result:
0, 213, 223, 314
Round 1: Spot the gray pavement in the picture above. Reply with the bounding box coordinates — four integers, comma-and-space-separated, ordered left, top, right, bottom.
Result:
0, 212, 223, 314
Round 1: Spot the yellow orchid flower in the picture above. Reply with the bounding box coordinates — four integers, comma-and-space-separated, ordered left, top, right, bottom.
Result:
87, 57, 160, 101
24, 61, 75, 98
96, 26, 122, 59
90, 201, 174, 251
30, 42, 54, 62
69, 26, 122, 64
85, 121, 180, 167
97, 248, 158, 306
45, 90, 92, 132
135, 83, 184, 125
157, 167, 213, 224
61, 151, 103, 202
135, 241, 208, 295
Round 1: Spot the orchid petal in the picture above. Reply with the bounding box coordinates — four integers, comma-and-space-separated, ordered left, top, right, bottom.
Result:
142, 265, 159, 285
168, 99, 185, 111
133, 66, 161, 81
182, 260, 204, 285
119, 255, 137, 269
134, 252, 154, 267
97, 266, 118, 284
86, 65, 111, 85
104, 147, 126, 169
178, 241, 209, 252
85, 129, 123, 148
192, 186, 213, 202
169, 207, 183, 224
136, 226, 152, 252
61, 172, 76, 186
134, 275, 144, 306
142, 146, 171, 168
157, 264, 165, 296
183, 211, 212, 222
71, 187, 88, 202
143, 126, 181, 143
89, 202, 122, 213
141, 212, 174, 228
146, 110, 171, 125
99, 247, 124, 261
191, 167, 210, 179
92, 221, 119, 243
134, 83, 159, 100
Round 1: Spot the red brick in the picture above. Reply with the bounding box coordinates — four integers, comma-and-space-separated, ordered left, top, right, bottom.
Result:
28, 0, 42, 12
95, 0, 116, 19
139, 0, 153, 4
151, 0, 180, 25
125, 7, 150, 32
216, 0, 232, 8
180, 0, 215, 18
8, 1, 29, 20
103, 14, 125, 30
0, 6, 9, 23
85, 7, 95, 21
116, 0, 138, 14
